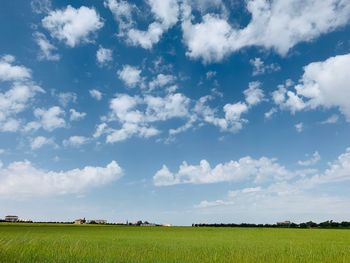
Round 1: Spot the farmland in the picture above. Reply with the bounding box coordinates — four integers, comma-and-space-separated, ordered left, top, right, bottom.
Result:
0, 224, 349, 262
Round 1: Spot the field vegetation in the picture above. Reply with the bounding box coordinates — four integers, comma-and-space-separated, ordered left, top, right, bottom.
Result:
0, 223, 349, 262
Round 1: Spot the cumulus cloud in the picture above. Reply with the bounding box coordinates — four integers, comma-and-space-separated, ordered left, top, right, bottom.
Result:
89, 89, 103, 100
250, 57, 280, 76
149, 74, 176, 90
63, 136, 90, 147
42, 5, 104, 47
105, 0, 179, 49
0, 56, 44, 132
193, 82, 264, 133
95, 80, 265, 142
194, 147, 350, 219
30, 106, 66, 131
96, 46, 113, 66
30, 136, 56, 150
273, 54, 350, 121
243, 81, 264, 106
69, 109, 86, 121
153, 156, 295, 186
57, 92, 77, 107
0, 83, 43, 132
104, 0, 137, 34
33, 32, 60, 61
0, 160, 122, 197
0, 55, 31, 81
181, 0, 350, 63
117, 65, 143, 88
298, 151, 321, 166
105, 93, 191, 143
264, 108, 277, 119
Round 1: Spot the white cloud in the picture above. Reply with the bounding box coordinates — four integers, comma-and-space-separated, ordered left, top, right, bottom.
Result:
194, 148, 350, 221
118, 65, 142, 88
104, 0, 136, 34
57, 92, 77, 107
194, 185, 350, 223
0, 57, 44, 132
42, 5, 104, 47
69, 109, 86, 121
250, 57, 280, 76
101, 92, 192, 143
33, 32, 60, 61
181, 11, 236, 63
144, 93, 190, 121
273, 54, 350, 120
295, 122, 304, 133
154, 156, 294, 186
264, 108, 277, 119
243, 81, 264, 106
0, 160, 122, 197
106, 0, 179, 49
33, 106, 66, 131
1, 119, 20, 132
31, 0, 52, 14
0, 55, 31, 81
149, 74, 176, 90
320, 114, 339, 124
181, 0, 350, 63
93, 123, 109, 138
30, 136, 56, 150
193, 82, 263, 133
298, 151, 321, 166
89, 89, 103, 100
97, 82, 265, 142
63, 136, 90, 147
314, 148, 350, 184
96, 46, 113, 66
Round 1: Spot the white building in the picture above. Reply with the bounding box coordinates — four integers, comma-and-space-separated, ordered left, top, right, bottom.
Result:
5, 215, 18, 222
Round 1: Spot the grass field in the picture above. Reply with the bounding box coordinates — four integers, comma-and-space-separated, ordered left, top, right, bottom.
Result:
0, 224, 349, 262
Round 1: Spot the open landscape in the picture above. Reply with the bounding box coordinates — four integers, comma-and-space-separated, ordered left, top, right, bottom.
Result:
1, 224, 350, 263
1, 0, 350, 262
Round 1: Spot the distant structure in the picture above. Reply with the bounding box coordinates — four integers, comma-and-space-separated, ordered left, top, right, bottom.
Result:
74, 218, 86, 224
162, 224, 172, 227
277, 221, 291, 227
74, 218, 107, 224
87, 219, 107, 224
5, 215, 19, 222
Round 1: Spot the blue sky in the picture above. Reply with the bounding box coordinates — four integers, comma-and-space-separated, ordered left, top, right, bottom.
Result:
1, 0, 350, 225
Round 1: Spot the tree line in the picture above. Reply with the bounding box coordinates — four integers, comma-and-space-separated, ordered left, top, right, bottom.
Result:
192, 220, 350, 228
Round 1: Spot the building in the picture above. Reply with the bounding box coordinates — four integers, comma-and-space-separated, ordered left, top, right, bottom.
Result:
5, 215, 18, 222
74, 218, 86, 224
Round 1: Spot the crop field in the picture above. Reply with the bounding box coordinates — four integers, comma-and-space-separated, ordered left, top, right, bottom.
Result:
0, 224, 349, 263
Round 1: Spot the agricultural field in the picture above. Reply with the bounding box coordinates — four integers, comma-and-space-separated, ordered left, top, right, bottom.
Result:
0, 224, 350, 262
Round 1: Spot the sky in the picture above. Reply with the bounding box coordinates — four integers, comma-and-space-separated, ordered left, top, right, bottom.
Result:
0, 0, 350, 226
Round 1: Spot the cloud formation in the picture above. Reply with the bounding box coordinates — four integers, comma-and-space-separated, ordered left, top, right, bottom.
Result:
0, 160, 123, 198
42, 5, 104, 47
273, 53, 350, 121
181, 0, 350, 63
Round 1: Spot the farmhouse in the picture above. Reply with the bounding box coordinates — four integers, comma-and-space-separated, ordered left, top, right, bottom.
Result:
5, 215, 18, 222
74, 218, 86, 224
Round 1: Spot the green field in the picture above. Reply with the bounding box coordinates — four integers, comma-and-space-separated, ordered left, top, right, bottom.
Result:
0, 224, 349, 262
